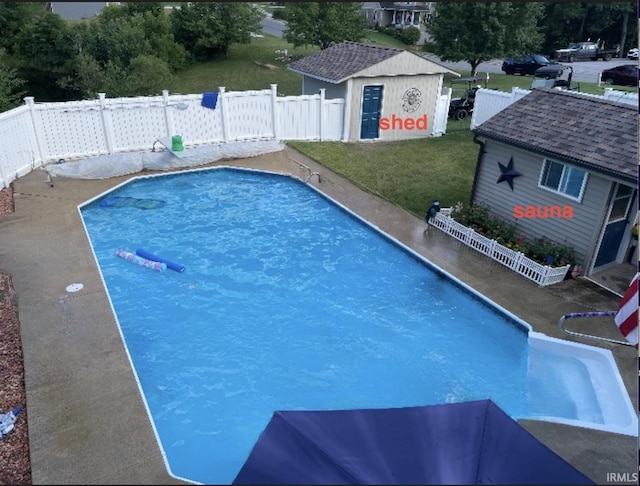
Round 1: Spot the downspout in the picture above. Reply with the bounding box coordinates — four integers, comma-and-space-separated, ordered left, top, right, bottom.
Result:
470, 134, 486, 206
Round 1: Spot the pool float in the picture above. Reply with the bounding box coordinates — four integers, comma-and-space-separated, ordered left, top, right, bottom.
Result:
116, 248, 167, 271
136, 248, 185, 273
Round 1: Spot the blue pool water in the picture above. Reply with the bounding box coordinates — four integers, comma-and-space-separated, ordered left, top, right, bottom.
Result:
80, 168, 598, 484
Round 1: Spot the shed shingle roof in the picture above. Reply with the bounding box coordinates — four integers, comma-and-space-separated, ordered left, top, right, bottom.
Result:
288, 42, 404, 83
473, 88, 638, 182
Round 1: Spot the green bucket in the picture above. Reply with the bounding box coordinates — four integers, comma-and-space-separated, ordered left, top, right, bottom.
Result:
171, 135, 184, 152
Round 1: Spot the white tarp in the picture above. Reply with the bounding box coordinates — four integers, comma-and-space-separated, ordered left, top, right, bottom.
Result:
44, 140, 286, 180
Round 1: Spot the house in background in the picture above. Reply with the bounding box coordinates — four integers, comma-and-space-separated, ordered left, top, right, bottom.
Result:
288, 41, 458, 142
362, 2, 434, 45
49, 2, 119, 21
471, 88, 637, 279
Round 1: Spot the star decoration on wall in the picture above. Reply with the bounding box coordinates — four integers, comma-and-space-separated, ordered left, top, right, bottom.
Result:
496, 156, 522, 191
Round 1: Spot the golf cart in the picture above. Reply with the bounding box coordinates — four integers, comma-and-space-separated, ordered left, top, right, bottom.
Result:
448, 75, 488, 121
530, 64, 578, 91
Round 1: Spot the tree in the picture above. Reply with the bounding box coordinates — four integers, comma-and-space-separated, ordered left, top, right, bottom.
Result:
425, 2, 544, 75
124, 2, 163, 16
0, 2, 39, 54
580, 2, 636, 56
58, 9, 188, 99
13, 12, 74, 71
537, 3, 588, 55
400, 27, 421, 46
57, 51, 104, 99
538, 2, 637, 57
0, 48, 26, 112
171, 2, 262, 60
125, 55, 175, 96
283, 2, 366, 49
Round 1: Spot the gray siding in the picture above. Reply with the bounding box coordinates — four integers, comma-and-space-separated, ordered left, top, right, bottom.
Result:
472, 140, 612, 266
302, 77, 346, 100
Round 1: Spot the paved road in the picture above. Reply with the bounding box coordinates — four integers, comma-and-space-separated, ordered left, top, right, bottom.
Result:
260, 12, 286, 38
418, 55, 633, 84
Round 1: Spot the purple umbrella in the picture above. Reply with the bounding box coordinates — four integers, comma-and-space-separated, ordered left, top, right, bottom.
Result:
233, 399, 593, 485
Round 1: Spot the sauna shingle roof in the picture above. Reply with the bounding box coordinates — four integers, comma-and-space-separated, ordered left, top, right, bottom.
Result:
288, 42, 404, 83
473, 88, 638, 182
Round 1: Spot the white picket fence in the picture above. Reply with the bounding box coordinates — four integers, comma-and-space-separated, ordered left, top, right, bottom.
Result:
0, 84, 345, 188
430, 211, 571, 287
471, 86, 639, 129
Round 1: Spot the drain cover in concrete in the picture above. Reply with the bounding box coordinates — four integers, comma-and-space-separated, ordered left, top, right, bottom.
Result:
65, 283, 84, 293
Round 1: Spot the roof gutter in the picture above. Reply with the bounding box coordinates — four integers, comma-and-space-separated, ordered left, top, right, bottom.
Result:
287, 67, 340, 85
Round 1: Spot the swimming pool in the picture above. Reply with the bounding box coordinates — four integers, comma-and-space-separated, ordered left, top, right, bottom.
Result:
79, 167, 637, 484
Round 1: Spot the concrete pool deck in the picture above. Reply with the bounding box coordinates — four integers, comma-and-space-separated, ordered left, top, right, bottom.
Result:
0, 146, 637, 485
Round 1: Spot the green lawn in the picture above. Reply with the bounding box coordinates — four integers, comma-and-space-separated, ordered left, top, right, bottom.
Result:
288, 120, 477, 218
167, 35, 319, 95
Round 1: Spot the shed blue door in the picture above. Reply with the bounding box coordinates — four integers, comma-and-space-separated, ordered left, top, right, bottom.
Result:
360, 86, 383, 139
594, 183, 636, 268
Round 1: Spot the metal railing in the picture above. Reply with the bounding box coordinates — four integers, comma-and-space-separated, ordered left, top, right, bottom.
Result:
557, 311, 634, 346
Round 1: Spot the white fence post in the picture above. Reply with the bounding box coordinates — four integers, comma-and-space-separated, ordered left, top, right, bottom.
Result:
23, 97, 46, 164
162, 89, 174, 137
219, 87, 229, 143
0, 146, 8, 188
270, 84, 279, 141
319, 88, 325, 141
98, 93, 115, 154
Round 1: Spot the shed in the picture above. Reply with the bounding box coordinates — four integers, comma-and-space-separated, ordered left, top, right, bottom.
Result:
287, 42, 458, 141
471, 88, 638, 277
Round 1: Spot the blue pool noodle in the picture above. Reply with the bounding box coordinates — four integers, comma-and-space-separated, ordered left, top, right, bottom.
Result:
136, 248, 185, 273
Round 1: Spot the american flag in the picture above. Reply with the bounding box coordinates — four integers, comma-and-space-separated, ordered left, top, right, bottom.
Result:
614, 273, 639, 348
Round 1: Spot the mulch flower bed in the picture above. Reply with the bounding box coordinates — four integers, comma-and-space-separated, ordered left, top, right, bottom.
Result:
0, 184, 32, 485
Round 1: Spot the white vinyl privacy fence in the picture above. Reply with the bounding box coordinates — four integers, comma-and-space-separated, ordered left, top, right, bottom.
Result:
471, 87, 639, 129
0, 85, 345, 188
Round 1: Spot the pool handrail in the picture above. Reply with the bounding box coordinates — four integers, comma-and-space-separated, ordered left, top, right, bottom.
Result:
558, 311, 634, 346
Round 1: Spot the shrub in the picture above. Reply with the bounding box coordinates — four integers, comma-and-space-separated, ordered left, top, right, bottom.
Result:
400, 26, 421, 45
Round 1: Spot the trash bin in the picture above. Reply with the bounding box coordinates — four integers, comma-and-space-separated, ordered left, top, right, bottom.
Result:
171, 135, 184, 152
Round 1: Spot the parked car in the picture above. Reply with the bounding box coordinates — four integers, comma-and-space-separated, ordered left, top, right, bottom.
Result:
627, 47, 638, 60
501, 54, 556, 75
600, 64, 637, 87
554, 41, 617, 62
